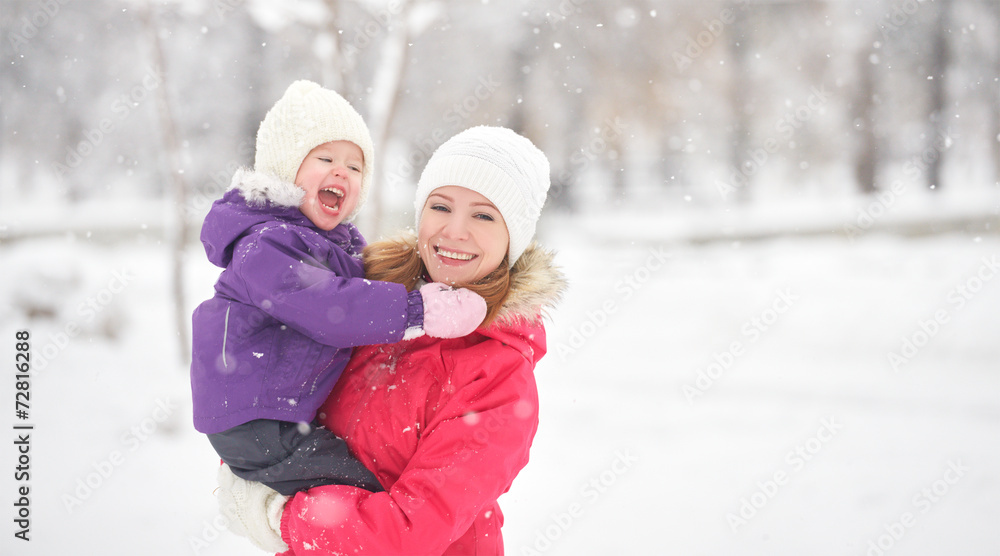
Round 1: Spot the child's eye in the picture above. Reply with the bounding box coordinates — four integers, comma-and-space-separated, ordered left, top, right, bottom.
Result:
349, 165, 361, 172
318, 157, 333, 163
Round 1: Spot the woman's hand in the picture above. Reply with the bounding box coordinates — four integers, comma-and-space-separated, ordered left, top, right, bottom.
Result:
217, 464, 290, 553
419, 283, 487, 338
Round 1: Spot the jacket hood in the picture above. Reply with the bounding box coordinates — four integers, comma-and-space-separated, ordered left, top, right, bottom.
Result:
229, 166, 305, 208
494, 241, 567, 326
200, 168, 360, 267
482, 240, 566, 364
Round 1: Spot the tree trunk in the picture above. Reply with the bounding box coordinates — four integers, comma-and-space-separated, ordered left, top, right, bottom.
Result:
508, 43, 529, 134
852, 38, 879, 194
610, 130, 626, 202
368, 0, 416, 237
926, 0, 952, 191
140, 3, 191, 365
727, 0, 752, 203
321, 0, 348, 96
993, 0, 1000, 186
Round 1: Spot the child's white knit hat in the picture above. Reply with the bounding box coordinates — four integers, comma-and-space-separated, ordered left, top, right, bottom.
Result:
414, 126, 550, 266
254, 80, 373, 221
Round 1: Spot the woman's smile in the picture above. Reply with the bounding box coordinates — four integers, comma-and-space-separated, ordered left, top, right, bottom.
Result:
434, 245, 478, 263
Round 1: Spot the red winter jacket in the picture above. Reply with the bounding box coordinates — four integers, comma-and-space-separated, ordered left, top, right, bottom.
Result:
277, 244, 565, 556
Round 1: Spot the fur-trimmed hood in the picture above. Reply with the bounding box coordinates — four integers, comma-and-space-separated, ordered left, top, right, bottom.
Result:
496, 240, 567, 326
228, 166, 305, 208
200, 168, 364, 268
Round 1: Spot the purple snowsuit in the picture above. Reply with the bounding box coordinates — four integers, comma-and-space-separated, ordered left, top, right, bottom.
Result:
191, 169, 422, 435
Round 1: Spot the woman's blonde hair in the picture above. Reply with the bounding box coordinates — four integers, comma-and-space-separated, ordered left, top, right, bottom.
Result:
363, 237, 512, 327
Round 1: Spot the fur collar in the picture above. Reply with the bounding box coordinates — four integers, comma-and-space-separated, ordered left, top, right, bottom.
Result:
496, 241, 567, 325
229, 167, 304, 208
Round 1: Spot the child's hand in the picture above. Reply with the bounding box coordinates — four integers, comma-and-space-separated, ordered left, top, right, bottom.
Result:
419, 283, 487, 338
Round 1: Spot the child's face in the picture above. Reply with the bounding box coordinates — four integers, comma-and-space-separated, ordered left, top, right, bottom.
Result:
417, 186, 509, 286
294, 141, 363, 230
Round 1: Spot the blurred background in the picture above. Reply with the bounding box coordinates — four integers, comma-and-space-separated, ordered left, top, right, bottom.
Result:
1, 0, 999, 554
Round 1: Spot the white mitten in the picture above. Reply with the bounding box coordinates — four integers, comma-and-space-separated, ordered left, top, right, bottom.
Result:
217, 464, 290, 553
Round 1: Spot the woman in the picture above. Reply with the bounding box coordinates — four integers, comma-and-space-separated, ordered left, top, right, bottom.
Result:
218, 125, 566, 555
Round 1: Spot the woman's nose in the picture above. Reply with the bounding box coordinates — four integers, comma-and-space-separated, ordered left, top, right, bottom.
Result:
441, 217, 468, 239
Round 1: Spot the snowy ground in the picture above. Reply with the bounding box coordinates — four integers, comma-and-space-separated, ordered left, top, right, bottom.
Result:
1, 197, 999, 555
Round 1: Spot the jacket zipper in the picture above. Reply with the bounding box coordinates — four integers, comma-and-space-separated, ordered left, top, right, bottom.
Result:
221, 304, 231, 369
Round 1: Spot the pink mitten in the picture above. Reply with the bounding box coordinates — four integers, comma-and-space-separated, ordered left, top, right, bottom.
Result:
419, 282, 487, 338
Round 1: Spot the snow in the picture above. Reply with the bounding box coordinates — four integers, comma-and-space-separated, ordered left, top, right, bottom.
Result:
503, 218, 1000, 556
2, 193, 999, 554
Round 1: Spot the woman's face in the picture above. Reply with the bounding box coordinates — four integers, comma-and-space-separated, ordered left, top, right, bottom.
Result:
417, 186, 509, 286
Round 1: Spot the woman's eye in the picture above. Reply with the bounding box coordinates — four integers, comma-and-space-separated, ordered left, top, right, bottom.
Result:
430, 204, 450, 212
475, 213, 495, 222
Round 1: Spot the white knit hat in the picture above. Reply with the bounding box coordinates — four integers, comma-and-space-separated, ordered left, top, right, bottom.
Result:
254, 80, 374, 221
415, 126, 550, 266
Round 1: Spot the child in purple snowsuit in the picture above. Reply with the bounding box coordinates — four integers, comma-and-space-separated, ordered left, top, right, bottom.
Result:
190, 80, 486, 495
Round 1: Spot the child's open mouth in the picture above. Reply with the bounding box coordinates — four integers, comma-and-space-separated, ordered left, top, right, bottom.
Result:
318, 187, 345, 213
